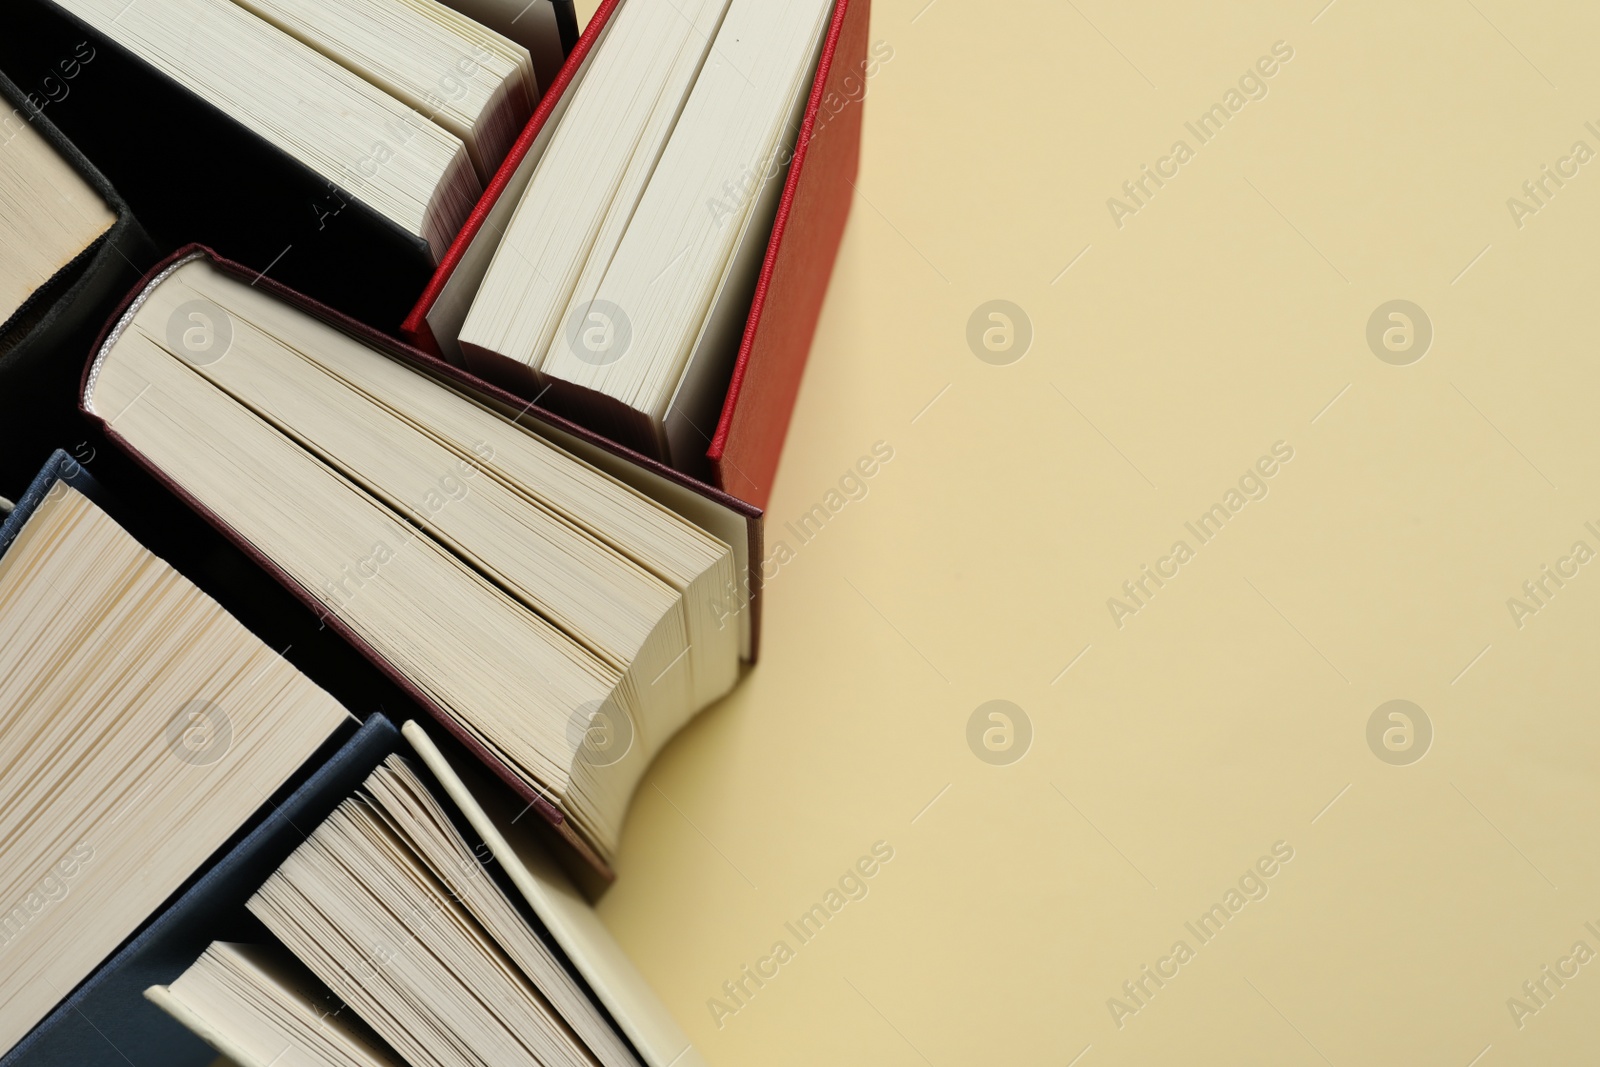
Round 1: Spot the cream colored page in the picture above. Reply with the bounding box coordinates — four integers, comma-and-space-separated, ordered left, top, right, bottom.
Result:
0, 118, 114, 323
594, 2, 1600, 1065
0, 488, 346, 1054
400, 721, 704, 1067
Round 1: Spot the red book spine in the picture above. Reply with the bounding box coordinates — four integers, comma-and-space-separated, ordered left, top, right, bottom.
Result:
710, 0, 866, 507
401, 0, 869, 510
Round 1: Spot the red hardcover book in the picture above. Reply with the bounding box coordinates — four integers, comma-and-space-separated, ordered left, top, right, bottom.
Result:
80, 244, 764, 885
401, 0, 870, 510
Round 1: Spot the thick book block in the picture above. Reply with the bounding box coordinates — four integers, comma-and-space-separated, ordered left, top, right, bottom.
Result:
0, 0, 429, 328
0, 716, 393, 1067
0, 69, 153, 494
0, 0, 558, 331
0, 448, 107, 554
81, 245, 765, 882
403, 0, 870, 509
146, 718, 709, 1067
440, 0, 577, 92
0, 450, 377, 1067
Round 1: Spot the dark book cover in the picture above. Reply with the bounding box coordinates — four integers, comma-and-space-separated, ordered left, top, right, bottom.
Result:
0, 68, 154, 496
79, 247, 764, 882
0, 715, 395, 1067
0, 0, 439, 331
0, 450, 389, 1067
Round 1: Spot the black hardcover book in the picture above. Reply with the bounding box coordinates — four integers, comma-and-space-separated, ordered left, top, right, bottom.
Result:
0, 68, 153, 494
0, 0, 441, 331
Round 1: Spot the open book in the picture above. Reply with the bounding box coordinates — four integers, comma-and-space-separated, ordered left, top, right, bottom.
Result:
147, 721, 706, 1067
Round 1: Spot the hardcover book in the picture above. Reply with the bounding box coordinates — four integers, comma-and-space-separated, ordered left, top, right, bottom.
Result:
147, 719, 709, 1067
1, 714, 393, 1067
0, 0, 562, 328
0, 68, 152, 493
403, 0, 871, 507
80, 247, 763, 883
0, 450, 352, 1063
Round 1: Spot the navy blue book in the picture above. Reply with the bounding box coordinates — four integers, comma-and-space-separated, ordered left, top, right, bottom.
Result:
0, 716, 398, 1067
0, 450, 374, 1066
143, 717, 711, 1067
0, 448, 107, 554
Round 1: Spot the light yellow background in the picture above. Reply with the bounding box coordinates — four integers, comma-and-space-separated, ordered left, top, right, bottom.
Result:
577, 0, 1600, 1064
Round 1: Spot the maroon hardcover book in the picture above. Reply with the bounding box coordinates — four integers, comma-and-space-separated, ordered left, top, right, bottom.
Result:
79, 244, 764, 883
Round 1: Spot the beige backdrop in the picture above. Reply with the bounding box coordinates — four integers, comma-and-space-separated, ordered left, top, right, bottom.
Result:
576, 0, 1600, 1064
